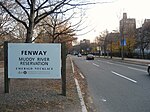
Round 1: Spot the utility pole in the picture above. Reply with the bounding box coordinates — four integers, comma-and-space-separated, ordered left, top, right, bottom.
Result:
121, 13, 126, 60
111, 39, 112, 59
99, 45, 101, 57
121, 32, 124, 60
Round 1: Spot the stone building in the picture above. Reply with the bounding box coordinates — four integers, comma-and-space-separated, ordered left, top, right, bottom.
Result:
119, 13, 137, 57
80, 39, 90, 44
142, 19, 150, 28
119, 13, 136, 38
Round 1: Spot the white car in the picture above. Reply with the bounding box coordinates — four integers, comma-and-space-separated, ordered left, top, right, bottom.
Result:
148, 64, 150, 75
78, 53, 82, 57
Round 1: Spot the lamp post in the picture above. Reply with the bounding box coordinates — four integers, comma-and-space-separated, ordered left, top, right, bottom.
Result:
121, 33, 124, 60
111, 39, 113, 59
121, 20, 125, 60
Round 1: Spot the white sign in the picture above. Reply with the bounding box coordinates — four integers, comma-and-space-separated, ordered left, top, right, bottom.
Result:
8, 43, 61, 79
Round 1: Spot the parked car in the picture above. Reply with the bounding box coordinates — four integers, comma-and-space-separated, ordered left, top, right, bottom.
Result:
86, 54, 94, 60
148, 64, 150, 75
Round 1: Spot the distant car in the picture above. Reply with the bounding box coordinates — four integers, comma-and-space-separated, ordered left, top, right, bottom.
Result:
78, 53, 82, 57
148, 64, 150, 75
86, 54, 94, 60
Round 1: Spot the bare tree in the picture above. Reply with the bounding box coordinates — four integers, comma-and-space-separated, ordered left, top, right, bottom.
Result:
0, 6, 16, 41
0, 7, 24, 45
136, 20, 150, 59
35, 11, 77, 43
140, 27, 150, 58
94, 30, 109, 57
0, 0, 101, 43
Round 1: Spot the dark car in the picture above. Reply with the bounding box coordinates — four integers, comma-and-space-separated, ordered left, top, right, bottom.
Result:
148, 64, 150, 75
86, 54, 94, 60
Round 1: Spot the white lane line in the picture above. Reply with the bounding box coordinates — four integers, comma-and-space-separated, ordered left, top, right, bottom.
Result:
110, 63, 127, 67
128, 67, 147, 73
107, 62, 113, 64
79, 72, 85, 79
101, 98, 107, 102
98, 60, 107, 63
70, 57, 87, 112
111, 71, 137, 83
93, 63, 100, 67
98, 60, 125, 67
99, 60, 146, 73
75, 78, 88, 112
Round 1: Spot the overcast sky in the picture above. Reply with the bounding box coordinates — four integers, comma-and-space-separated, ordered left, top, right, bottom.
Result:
76, 0, 150, 42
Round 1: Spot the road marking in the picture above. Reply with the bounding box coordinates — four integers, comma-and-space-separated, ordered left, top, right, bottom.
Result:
75, 78, 88, 112
98, 60, 147, 73
101, 98, 107, 102
98, 60, 125, 67
79, 72, 85, 79
70, 57, 87, 112
107, 62, 113, 64
98, 60, 107, 63
93, 63, 100, 67
110, 63, 127, 67
70, 57, 75, 74
127, 67, 147, 73
111, 71, 137, 83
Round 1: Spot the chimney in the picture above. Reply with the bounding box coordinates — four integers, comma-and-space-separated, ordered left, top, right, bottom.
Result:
123, 13, 127, 19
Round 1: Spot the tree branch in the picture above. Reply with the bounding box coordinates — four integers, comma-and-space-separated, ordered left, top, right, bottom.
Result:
0, 2, 28, 29
27, 0, 31, 6
35, 0, 49, 11
34, 0, 67, 25
15, 0, 30, 18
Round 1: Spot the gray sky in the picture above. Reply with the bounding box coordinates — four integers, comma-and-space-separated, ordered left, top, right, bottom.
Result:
76, 0, 150, 42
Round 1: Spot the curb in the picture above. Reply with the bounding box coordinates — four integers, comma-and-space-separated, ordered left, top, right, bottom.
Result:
70, 57, 88, 112
97, 57, 150, 66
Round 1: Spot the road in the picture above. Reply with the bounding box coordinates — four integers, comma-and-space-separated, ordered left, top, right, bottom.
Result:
72, 56, 150, 112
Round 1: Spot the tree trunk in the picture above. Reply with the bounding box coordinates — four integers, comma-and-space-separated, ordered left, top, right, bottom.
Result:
25, 0, 35, 43
26, 27, 33, 43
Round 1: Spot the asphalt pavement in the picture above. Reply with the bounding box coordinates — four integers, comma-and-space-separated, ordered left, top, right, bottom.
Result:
72, 55, 150, 112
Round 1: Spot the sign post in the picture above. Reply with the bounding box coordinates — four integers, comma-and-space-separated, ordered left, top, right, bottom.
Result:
61, 42, 66, 96
4, 41, 10, 93
4, 43, 62, 93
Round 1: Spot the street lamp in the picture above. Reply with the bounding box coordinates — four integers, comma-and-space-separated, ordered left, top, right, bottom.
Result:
121, 20, 125, 60
111, 39, 113, 59
121, 33, 124, 60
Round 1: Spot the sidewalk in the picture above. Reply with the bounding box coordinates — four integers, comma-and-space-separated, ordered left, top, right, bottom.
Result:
0, 57, 82, 112
123, 58, 150, 65
98, 56, 150, 65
